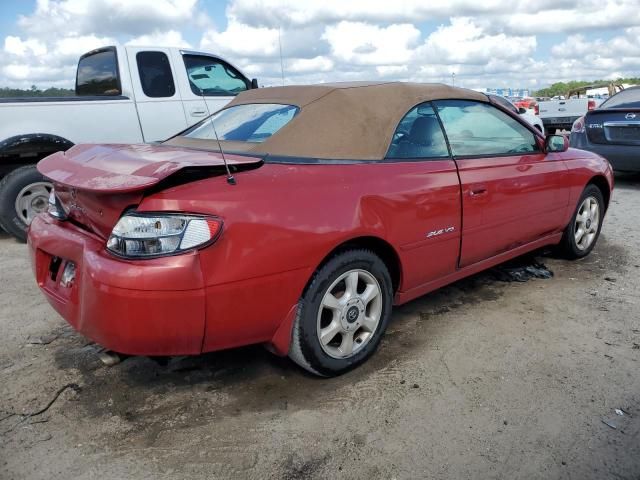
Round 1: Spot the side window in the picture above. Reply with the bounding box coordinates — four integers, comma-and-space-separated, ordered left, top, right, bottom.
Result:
183, 54, 249, 96
386, 103, 449, 159
76, 48, 121, 96
435, 100, 539, 157
136, 51, 176, 98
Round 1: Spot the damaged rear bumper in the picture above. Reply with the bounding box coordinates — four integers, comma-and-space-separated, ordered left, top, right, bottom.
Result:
28, 214, 206, 356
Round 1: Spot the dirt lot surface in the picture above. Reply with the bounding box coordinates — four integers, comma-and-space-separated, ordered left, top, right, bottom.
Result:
1, 175, 639, 480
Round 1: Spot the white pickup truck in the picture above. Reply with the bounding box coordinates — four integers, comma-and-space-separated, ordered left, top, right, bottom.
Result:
0, 45, 257, 240
538, 97, 599, 134
537, 83, 625, 134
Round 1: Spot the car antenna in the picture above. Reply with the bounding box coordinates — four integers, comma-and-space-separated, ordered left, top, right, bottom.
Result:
199, 86, 236, 185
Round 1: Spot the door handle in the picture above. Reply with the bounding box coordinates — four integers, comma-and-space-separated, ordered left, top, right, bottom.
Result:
469, 185, 488, 197
190, 108, 207, 117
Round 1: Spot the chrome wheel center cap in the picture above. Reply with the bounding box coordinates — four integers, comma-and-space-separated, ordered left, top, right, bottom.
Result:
341, 298, 364, 331
346, 306, 359, 323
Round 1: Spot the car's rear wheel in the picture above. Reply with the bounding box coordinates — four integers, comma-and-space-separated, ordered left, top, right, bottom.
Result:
558, 184, 605, 259
289, 249, 393, 376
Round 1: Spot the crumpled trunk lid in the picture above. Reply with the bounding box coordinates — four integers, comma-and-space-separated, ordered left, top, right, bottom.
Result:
38, 143, 261, 238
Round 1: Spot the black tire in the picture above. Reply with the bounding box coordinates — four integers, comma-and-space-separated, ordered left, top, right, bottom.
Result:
289, 249, 393, 376
0, 165, 51, 242
558, 184, 605, 259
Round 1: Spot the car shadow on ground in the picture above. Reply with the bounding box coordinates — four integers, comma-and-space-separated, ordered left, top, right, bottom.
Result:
45, 248, 572, 429
614, 172, 640, 188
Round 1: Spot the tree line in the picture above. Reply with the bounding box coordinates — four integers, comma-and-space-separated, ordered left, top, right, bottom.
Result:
2, 79, 639, 99
533, 78, 640, 97
0, 85, 75, 98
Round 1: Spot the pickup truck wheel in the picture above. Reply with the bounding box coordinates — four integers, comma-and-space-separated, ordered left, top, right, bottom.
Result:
0, 165, 51, 242
289, 249, 393, 376
558, 184, 604, 259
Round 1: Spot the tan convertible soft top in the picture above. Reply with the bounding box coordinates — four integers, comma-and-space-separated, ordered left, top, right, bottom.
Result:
165, 82, 488, 160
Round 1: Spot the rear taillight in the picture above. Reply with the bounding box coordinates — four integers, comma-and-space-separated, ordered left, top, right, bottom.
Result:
106, 213, 222, 258
534, 103, 539, 115
587, 100, 596, 111
571, 116, 585, 134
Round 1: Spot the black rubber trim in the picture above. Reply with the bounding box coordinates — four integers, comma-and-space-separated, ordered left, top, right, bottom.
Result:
262, 155, 449, 164
0, 95, 129, 103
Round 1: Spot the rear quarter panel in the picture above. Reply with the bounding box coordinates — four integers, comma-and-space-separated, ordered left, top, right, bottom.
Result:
139, 160, 462, 350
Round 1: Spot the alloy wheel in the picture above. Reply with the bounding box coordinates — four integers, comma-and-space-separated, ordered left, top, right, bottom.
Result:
574, 196, 600, 251
316, 269, 383, 359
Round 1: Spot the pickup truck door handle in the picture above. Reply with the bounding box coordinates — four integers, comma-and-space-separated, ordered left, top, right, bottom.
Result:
190, 108, 207, 117
469, 185, 488, 197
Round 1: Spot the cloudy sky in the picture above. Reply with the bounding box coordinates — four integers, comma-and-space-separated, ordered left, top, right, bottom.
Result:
1, 0, 639, 90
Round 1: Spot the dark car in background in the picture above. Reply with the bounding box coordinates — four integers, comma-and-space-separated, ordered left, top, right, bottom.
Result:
570, 86, 640, 171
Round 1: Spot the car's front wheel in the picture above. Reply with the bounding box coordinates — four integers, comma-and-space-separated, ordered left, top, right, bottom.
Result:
289, 249, 393, 376
558, 184, 605, 259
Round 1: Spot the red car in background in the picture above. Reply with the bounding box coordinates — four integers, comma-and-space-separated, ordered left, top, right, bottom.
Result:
29, 82, 613, 376
514, 97, 539, 115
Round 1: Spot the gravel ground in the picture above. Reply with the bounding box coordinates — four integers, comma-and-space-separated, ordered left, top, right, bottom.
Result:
1, 174, 639, 480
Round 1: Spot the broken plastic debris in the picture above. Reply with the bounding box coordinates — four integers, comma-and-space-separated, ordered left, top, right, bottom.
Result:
27, 334, 59, 345
601, 419, 617, 429
490, 257, 553, 283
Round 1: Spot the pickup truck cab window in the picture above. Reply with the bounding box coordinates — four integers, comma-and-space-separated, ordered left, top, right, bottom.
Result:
183, 103, 298, 143
136, 51, 176, 98
387, 103, 449, 159
183, 54, 249, 96
76, 47, 121, 96
435, 100, 539, 157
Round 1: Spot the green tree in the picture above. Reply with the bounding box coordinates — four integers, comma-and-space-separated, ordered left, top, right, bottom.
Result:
534, 78, 640, 97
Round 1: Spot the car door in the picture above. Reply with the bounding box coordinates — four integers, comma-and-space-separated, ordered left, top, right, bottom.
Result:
126, 48, 189, 142
174, 52, 251, 128
385, 103, 462, 288
434, 99, 569, 268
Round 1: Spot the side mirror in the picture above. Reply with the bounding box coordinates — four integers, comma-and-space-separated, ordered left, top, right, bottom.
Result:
546, 134, 569, 153
250, 78, 259, 89
518, 107, 527, 114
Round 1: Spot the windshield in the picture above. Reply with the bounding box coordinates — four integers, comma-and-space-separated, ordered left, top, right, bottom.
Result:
600, 88, 640, 109
182, 103, 299, 143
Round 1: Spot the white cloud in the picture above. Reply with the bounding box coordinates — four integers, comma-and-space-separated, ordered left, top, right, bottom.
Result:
200, 20, 280, 58
228, 0, 638, 34
287, 56, 334, 73
18, 0, 201, 36
501, 0, 640, 34
4, 36, 47, 57
323, 22, 420, 65
0, 0, 202, 89
417, 18, 536, 65
55, 35, 116, 58
227, 0, 540, 27
1, 0, 639, 91
127, 30, 192, 48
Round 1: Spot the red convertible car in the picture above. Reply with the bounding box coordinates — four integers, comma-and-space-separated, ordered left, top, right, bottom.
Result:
28, 82, 613, 376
